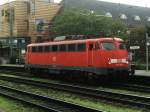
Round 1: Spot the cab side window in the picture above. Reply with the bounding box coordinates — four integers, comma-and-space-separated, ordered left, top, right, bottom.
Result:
89, 42, 100, 51
89, 44, 94, 51
95, 42, 100, 50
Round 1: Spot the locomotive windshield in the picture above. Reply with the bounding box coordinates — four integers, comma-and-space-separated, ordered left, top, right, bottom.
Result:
101, 42, 115, 50
119, 42, 126, 50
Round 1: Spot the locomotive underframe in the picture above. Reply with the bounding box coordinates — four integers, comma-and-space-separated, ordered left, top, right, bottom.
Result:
25, 64, 130, 76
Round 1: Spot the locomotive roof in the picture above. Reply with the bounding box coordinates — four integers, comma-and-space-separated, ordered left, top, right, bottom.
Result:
28, 37, 123, 47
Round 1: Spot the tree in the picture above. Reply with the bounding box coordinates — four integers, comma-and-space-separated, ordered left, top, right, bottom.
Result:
146, 25, 150, 38
51, 9, 127, 39
111, 19, 128, 39
129, 26, 147, 63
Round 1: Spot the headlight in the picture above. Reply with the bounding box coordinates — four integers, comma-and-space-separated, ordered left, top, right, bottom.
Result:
108, 58, 128, 64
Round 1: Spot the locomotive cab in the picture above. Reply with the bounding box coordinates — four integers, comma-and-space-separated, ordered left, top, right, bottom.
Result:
97, 38, 130, 75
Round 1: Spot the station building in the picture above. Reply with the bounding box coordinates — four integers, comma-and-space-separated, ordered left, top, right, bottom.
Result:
0, 0, 61, 63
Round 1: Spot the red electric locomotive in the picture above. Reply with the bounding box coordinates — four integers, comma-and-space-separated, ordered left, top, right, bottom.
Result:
25, 36, 134, 77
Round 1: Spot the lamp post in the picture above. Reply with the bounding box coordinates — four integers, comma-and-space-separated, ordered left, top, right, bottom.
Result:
146, 33, 150, 71
146, 42, 149, 71
8, 0, 13, 63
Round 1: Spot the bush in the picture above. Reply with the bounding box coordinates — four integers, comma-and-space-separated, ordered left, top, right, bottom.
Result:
135, 64, 150, 70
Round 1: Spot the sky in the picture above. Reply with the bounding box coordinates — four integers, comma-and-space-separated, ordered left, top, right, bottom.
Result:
0, 0, 150, 8
99, 0, 150, 7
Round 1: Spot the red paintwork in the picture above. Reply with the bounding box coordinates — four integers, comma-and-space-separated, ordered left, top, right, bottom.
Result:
25, 37, 129, 71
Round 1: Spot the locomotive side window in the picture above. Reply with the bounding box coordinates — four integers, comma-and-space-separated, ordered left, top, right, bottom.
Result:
38, 46, 43, 52
101, 42, 115, 50
52, 45, 58, 52
77, 43, 86, 51
60, 44, 66, 52
32, 46, 37, 52
68, 44, 76, 52
44, 46, 50, 52
49, 45, 52, 52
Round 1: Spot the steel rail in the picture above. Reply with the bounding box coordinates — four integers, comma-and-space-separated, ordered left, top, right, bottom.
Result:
1, 70, 150, 94
0, 65, 24, 71
0, 75, 150, 109
1, 65, 150, 85
0, 85, 103, 112
104, 82, 150, 93
0, 70, 32, 77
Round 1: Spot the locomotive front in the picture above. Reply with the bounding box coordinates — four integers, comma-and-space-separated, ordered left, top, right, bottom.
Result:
101, 38, 132, 76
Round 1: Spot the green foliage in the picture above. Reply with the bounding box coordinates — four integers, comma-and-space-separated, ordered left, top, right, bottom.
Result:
146, 25, 150, 36
129, 26, 147, 64
111, 19, 128, 39
0, 96, 44, 112
51, 9, 127, 39
130, 26, 146, 45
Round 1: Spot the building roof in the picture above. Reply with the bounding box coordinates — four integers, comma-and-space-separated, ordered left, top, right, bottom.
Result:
64, 0, 150, 27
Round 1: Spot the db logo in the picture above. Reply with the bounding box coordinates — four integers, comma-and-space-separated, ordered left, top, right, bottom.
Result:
52, 57, 56, 62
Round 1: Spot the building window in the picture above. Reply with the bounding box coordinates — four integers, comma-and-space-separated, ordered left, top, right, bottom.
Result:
21, 39, 25, 43
120, 14, 127, 20
134, 15, 141, 21
5, 9, 10, 17
30, 0, 35, 15
13, 39, 18, 44
43, 0, 53, 3
0, 19, 1, 32
105, 12, 112, 18
35, 19, 44, 32
147, 17, 150, 22
1, 10, 4, 16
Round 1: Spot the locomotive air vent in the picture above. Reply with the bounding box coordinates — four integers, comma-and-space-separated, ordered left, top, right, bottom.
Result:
54, 33, 108, 41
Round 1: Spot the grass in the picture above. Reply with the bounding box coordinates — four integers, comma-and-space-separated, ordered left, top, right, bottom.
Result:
0, 79, 147, 112
97, 86, 150, 97
0, 96, 46, 112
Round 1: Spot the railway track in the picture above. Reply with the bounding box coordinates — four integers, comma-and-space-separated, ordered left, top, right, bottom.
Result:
0, 74, 150, 109
0, 69, 33, 77
0, 84, 102, 112
104, 82, 150, 93
1, 70, 150, 94
0, 65, 24, 72
1, 65, 150, 85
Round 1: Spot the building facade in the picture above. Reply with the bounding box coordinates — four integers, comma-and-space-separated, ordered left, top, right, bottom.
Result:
0, 0, 61, 63
0, 1, 29, 38
29, 0, 61, 42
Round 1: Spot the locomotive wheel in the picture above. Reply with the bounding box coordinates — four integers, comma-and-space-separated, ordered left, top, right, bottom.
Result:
87, 72, 98, 84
